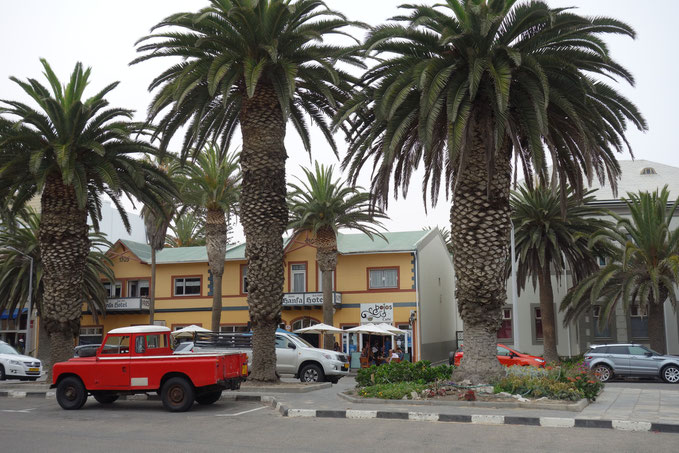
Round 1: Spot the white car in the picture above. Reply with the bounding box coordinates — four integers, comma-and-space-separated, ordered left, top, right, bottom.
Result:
0, 340, 42, 381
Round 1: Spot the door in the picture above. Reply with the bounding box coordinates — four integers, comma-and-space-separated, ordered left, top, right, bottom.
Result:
627, 345, 659, 376
275, 335, 298, 374
96, 335, 131, 388
606, 345, 630, 375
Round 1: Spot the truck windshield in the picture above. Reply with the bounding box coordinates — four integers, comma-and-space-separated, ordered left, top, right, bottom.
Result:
290, 336, 314, 349
0, 343, 18, 355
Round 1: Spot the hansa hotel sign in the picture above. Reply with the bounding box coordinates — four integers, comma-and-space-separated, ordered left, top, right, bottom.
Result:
105, 297, 151, 312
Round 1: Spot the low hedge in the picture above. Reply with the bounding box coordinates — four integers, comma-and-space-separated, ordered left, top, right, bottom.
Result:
356, 360, 453, 387
357, 382, 429, 399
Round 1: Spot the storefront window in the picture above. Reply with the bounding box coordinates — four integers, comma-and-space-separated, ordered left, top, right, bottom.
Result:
219, 325, 249, 333
79, 326, 103, 345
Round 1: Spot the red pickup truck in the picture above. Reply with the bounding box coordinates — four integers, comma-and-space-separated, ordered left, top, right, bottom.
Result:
51, 326, 248, 412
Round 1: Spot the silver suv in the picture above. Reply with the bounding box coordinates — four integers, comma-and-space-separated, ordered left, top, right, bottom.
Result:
584, 344, 679, 383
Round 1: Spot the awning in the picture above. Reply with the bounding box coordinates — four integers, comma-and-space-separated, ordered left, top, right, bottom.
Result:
0, 308, 27, 320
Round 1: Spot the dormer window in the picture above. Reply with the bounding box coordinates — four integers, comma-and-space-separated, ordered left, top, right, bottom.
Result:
640, 167, 657, 175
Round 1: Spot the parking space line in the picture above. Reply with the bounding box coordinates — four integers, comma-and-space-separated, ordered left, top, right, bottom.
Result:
215, 406, 266, 417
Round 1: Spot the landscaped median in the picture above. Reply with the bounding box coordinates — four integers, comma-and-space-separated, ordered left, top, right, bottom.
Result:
344, 359, 603, 409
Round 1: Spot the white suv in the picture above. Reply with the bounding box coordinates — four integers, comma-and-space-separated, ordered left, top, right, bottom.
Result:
0, 340, 43, 381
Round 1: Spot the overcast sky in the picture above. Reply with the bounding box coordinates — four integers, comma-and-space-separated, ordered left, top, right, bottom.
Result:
1, 0, 677, 243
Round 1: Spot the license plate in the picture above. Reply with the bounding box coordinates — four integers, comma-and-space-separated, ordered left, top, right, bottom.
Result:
343, 363, 349, 370
29, 368, 39, 372
242, 364, 248, 375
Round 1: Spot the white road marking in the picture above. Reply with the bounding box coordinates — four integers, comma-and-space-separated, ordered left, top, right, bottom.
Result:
215, 406, 266, 417
1, 408, 35, 413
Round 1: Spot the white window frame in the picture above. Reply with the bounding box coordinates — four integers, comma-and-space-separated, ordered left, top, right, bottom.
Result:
127, 280, 150, 298
103, 281, 122, 298
369, 268, 398, 289
219, 325, 250, 333
174, 277, 201, 296
79, 327, 103, 345
241, 266, 248, 294
291, 264, 307, 292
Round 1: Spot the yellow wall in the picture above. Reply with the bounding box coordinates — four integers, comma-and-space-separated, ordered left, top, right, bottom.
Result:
82, 233, 417, 338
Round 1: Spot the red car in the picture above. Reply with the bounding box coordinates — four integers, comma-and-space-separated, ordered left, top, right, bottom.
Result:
451, 344, 546, 368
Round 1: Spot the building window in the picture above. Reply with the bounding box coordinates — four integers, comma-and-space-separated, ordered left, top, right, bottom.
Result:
630, 305, 649, 339
318, 268, 335, 292
497, 308, 512, 341
593, 306, 612, 338
174, 277, 201, 296
291, 263, 307, 292
597, 256, 606, 267
369, 268, 398, 289
640, 167, 657, 175
79, 327, 103, 345
219, 325, 249, 333
103, 281, 122, 298
534, 307, 543, 340
128, 280, 149, 297
241, 265, 248, 294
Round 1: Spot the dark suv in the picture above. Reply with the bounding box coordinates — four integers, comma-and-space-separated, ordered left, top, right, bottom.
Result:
584, 344, 679, 383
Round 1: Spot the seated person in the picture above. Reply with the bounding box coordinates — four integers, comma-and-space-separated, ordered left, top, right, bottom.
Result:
396, 347, 404, 360
387, 349, 400, 363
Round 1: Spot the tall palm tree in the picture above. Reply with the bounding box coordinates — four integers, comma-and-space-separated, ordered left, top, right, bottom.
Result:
141, 156, 180, 325
561, 187, 679, 354
0, 208, 115, 363
0, 59, 176, 369
511, 185, 614, 363
338, 1, 646, 382
180, 144, 240, 332
133, 0, 363, 381
288, 162, 387, 349
166, 211, 206, 248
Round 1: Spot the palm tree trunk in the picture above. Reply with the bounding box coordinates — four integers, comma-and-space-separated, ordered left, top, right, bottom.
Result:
207, 208, 227, 332
316, 227, 338, 350
39, 175, 89, 375
537, 266, 559, 363
648, 301, 666, 354
240, 82, 287, 382
149, 248, 156, 325
451, 112, 511, 384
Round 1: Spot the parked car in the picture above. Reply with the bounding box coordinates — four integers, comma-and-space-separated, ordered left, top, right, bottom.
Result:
52, 325, 248, 412
450, 344, 546, 368
182, 330, 350, 383
584, 344, 679, 383
0, 340, 43, 381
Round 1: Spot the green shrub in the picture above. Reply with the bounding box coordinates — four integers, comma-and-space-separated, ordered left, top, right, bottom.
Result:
356, 361, 453, 387
357, 382, 428, 399
493, 375, 582, 401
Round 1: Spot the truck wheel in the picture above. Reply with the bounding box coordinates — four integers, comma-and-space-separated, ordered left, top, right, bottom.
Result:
299, 364, 324, 383
161, 377, 195, 412
327, 376, 340, 384
56, 376, 88, 410
93, 393, 119, 404
195, 390, 222, 405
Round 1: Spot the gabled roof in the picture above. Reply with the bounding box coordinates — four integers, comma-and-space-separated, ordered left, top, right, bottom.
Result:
585, 160, 679, 201
113, 230, 434, 265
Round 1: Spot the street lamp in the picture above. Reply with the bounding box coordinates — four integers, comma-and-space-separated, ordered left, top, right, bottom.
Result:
2, 246, 34, 356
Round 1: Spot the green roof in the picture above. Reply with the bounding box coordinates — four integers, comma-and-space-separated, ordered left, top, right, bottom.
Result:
117, 230, 431, 264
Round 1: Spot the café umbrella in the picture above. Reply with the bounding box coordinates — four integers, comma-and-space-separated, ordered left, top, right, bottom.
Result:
293, 323, 344, 335
171, 324, 210, 339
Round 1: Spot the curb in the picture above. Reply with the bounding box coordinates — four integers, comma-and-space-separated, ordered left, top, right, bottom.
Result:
282, 407, 679, 433
338, 392, 588, 412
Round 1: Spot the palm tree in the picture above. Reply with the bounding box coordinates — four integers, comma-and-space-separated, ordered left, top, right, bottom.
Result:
338, 1, 646, 382
288, 162, 387, 349
511, 185, 614, 363
133, 0, 363, 382
166, 211, 206, 248
141, 156, 180, 325
180, 144, 240, 332
561, 187, 679, 354
0, 208, 115, 364
0, 59, 176, 369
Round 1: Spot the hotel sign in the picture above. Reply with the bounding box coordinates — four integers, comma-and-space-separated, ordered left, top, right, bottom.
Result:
106, 297, 150, 312
282, 292, 342, 306
360, 303, 393, 324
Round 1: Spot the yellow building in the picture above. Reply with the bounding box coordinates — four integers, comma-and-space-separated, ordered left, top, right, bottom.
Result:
80, 229, 458, 362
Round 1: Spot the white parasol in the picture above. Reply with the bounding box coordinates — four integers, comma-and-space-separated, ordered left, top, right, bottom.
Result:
171, 325, 210, 338
293, 323, 344, 335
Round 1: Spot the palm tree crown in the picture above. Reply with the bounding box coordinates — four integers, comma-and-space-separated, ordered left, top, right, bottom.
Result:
561, 186, 679, 353
166, 212, 207, 248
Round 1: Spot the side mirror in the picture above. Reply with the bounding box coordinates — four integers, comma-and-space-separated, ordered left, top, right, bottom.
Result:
288, 343, 297, 349
509, 352, 517, 358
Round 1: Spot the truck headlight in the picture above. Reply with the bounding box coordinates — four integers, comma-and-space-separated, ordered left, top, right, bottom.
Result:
10, 360, 22, 366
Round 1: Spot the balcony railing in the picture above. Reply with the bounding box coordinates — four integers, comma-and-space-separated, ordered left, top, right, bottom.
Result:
282, 291, 341, 307
105, 297, 150, 312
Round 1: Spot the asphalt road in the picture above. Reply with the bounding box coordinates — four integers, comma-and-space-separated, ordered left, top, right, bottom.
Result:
1, 397, 677, 453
